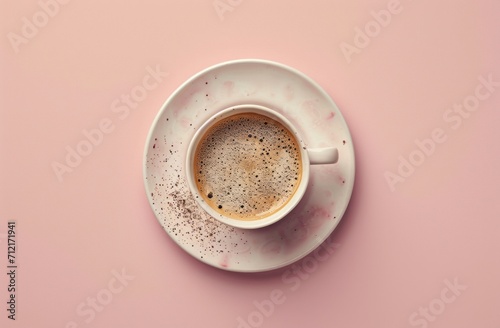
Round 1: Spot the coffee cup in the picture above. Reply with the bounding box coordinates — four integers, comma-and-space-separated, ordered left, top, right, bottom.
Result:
186, 104, 338, 229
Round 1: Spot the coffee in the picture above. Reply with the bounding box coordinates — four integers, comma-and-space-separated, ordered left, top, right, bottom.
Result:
193, 112, 302, 221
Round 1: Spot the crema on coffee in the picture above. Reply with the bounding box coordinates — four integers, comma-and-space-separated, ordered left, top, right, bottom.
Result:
193, 112, 302, 221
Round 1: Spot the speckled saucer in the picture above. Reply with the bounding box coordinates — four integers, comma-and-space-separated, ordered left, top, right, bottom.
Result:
143, 59, 355, 272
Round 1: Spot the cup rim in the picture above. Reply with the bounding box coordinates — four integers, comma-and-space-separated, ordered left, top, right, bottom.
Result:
185, 104, 310, 229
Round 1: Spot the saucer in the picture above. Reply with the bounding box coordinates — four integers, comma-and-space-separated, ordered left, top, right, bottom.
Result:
143, 59, 355, 272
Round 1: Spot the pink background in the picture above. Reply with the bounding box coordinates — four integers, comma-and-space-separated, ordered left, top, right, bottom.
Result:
1, 1, 499, 327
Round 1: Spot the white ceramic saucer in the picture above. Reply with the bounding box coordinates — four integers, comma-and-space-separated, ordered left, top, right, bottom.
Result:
143, 59, 355, 272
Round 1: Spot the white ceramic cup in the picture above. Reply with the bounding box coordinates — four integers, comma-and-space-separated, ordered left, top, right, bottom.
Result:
186, 104, 338, 229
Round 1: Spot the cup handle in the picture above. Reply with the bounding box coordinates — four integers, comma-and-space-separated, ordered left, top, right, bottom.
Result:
307, 147, 339, 165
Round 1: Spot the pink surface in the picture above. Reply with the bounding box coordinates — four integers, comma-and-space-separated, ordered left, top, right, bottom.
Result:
1, 1, 499, 327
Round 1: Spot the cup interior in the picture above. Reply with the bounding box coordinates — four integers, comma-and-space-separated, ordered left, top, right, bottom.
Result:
186, 105, 310, 229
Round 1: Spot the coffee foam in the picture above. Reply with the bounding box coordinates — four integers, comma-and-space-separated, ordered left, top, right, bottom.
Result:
194, 113, 302, 221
